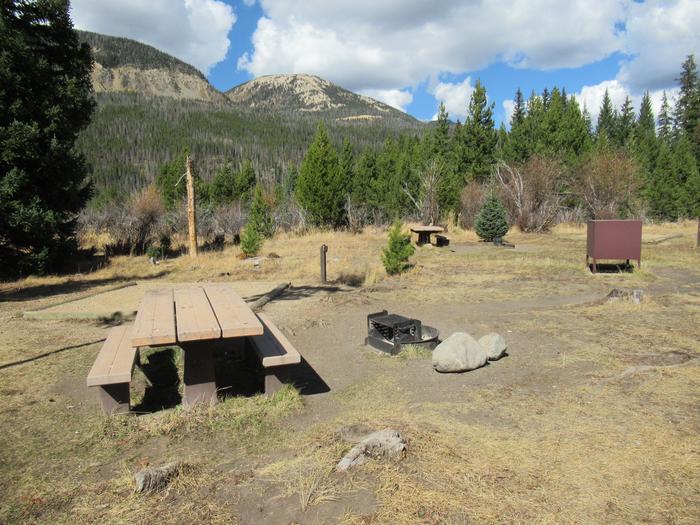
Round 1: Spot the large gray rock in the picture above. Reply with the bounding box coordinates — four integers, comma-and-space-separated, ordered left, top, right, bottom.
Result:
432, 332, 487, 373
134, 462, 182, 493
479, 333, 507, 360
336, 429, 407, 471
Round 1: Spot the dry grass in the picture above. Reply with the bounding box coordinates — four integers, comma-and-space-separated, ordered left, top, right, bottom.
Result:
0, 222, 698, 523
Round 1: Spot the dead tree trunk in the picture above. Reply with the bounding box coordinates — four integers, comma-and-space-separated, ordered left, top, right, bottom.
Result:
186, 155, 198, 258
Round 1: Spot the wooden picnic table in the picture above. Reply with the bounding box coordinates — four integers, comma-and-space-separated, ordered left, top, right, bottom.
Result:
410, 225, 444, 245
132, 283, 263, 407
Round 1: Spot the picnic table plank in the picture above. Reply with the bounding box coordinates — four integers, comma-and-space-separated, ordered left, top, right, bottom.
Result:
204, 284, 263, 338
132, 289, 176, 346
87, 324, 137, 386
174, 286, 221, 342
410, 225, 444, 233
250, 312, 301, 367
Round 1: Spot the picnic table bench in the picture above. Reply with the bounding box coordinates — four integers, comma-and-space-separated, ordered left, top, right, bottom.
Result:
87, 283, 301, 414
410, 225, 445, 246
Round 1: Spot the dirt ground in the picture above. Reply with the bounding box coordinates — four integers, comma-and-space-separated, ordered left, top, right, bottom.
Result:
0, 222, 698, 524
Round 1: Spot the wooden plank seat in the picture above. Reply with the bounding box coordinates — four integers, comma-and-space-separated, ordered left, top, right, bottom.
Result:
246, 313, 301, 396
435, 234, 450, 247
86, 324, 139, 415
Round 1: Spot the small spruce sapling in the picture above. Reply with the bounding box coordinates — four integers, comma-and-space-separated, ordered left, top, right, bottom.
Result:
240, 223, 263, 258
382, 221, 415, 275
475, 194, 509, 242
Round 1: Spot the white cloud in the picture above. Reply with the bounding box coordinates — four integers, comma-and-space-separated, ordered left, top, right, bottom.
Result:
502, 99, 515, 126
573, 79, 679, 125
243, 0, 256, 6
359, 89, 413, 112
240, 0, 627, 92
70, 0, 236, 74
431, 77, 476, 121
617, 0, 700, 92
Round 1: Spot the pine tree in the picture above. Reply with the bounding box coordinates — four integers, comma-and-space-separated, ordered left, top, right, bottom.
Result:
381, 221, 415, 275
596, 89, 616, 141
674, 55, 700, 138
0, 0, 95, 275
296, 122, 347, 227
210, 163, 236, 206
339, 139, 355, 190
234, 160, 256, 202
248, 183, 274, 237
511, 88, 526, 127
658, 92, 673, 143
633, 91, 658, 177
156, 150, 208, 209
240, 222, 263, 257
475, 194, 509, 241
615, 96, 636, 147
456, 80, 496, 183
433, 102, 452, 160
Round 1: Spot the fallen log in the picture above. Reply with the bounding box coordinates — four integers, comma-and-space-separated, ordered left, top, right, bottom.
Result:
643, 233, 683, 245
247, 282, 290, 311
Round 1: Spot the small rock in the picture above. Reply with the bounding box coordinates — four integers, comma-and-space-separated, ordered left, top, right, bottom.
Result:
432, 332, 487, 373
336, 429, 407, 472
606, 289, 643, 304
479, 333, 507, 361
134, 462, 182, 493
267, 252, 280, 259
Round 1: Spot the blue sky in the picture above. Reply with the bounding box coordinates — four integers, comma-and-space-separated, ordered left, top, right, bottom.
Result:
71, 0, 699, 126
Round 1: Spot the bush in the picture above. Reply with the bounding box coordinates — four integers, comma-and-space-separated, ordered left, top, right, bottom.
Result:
475, 195, 509, 241
495, 157, 563, 232
240, 223, 263, 258
248, 183, 274, 238
381, 221, 415, 275
576, 148, 640, 219
459, 181, 485, 229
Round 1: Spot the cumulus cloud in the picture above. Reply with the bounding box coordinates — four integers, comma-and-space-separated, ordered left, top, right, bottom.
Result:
239, 0, 626, 92
359, 89, 413, 112
617, 0, 700, 92
70, 0, 236, 74
502, 99, 515, 126
431, 77, 476, 121
573, 80, 679, 125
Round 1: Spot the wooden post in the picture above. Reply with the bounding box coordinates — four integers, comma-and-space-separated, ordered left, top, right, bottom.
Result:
696, 217, 699, 248
186, 155, 198, 258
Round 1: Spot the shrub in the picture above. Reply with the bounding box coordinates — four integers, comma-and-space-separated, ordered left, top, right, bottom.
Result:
459, 181, 485, 229
576, 148, 640, 219
240, 223, 263, 258
495, 157, 563, 232
381, 221, 415, 275
475, 195, 509, 241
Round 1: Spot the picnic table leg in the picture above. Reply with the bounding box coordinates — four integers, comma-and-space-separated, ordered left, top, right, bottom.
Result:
181, 342, 217, 407
98, 383, 130, 415
417, 232, 429, 245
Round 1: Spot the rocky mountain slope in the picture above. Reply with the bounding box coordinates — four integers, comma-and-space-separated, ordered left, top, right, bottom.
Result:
226, 74, 417, 124
79, 31, 226, 103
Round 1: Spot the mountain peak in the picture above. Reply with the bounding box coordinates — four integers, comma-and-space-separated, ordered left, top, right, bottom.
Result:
225, 74, 416, 124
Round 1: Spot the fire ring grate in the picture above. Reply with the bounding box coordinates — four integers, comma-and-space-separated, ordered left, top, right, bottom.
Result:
364, 310, 440, 355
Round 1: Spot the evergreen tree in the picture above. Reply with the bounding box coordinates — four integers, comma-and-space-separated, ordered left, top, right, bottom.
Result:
511, 88, 526, 127
615, 96, 636, 147
296, 122, 347, 227
475, 194, 509, 241
248, 183, 274, 237
0, 0, 95, 275
674, 55, 700, 138
234, 160, 256, 202
239, 222, 263, 257
658, 92, 673, 143
633, 91, 658, 177
210, 163, 236, 206
381, 221, 415, 275
646, 142, 681, 220
456, 80, 497, 183
339, 139, 355, 190
673, 135, 700, 217
596, 89, 616, 141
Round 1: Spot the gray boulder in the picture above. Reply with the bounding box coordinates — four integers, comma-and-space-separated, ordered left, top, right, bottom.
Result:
479, 333, 507, 360
432, 332, 487, 373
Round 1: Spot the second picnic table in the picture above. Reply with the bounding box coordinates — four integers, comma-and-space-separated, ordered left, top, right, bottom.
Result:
410, 225, 444, 246
131, 283, 263, 406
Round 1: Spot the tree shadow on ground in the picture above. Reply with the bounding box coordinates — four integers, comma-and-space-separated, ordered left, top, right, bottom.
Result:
244, 284, 343, 304
589, 262, 636, 274
132, 347, 182, 413
0, 270, 171, 303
